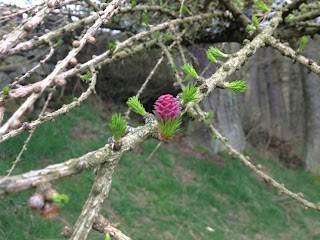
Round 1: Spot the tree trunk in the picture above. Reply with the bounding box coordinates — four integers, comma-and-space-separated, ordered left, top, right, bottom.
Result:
302, 38, 320, 174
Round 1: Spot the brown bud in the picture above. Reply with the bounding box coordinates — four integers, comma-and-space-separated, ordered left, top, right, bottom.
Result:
110, 140, 122, 151
169, 24, 175, 33
33, 85, 42, 93
54, 0, 60, 8
297, 192, 304, 199
28, 193, 45, 210
47, 1, 54, 8
72, 40, 80, 48
100, 3, 107, 10
22, 122, 31, 130
39, 202, 60, 219
55, 78, 67, 87
44, 188, 58, 201
9, 119, 21, 130
75, 160, 88, 171
23, 22, 34, 32
61, 226, 73, 238
69, 57, 78, 66
87, 36, 96, 44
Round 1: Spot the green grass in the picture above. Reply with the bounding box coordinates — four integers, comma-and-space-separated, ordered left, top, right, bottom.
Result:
1, 96, 320, 240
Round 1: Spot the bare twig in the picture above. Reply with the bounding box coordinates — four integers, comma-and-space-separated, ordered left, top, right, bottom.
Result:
10, 42, 55, 89
177, 41, 187, 65
0, 39, 156, 107
285, 10, 320, 24
193, 105, 320, 211
93, 215, 132, 240
0, 0, 125, 136
59, 13, 219, 81
218, 0, 249, 27
0, 67, 96, 143
0, 41, 158, 143
7, 4, 177, 57
282, 0, 307, 19
295, 22, 320, 28
0, 106, 5, 127
6, 88, 55, 177
158, 41, 185, 90
0, 2, 44, 20
0, 4, 53, 58
147, 142, 162, 161
84, 0, 100, 12
7, 13, 99, 56
179, 0, 186, 18
264, 35, 320, 77
0, 120, 158, 198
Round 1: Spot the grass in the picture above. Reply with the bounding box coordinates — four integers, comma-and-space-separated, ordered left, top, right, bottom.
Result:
1, 96, 320, 240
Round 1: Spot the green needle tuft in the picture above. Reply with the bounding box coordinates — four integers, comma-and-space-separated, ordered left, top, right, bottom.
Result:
226, 80, 247, 93
182, 63, 199, 79
127, 96, 147, 116
109, 113, 127, 141
299, 36, 308, 52
207, 46, 227, 58
157, 117, 182, 140
182, 84, 198, 104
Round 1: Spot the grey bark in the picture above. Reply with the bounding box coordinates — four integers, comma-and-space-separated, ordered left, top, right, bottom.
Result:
302, 38, 320, 174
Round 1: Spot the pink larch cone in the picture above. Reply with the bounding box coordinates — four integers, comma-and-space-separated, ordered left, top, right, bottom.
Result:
154, 94, 180, 124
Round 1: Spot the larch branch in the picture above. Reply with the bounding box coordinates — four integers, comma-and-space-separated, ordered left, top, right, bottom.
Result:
194, 105, 320, 212
0, 120, 158, 198
282, 0, 307, 19
7, 4, 177, 57
0, 0, 125, 136
285, 10, 320, 24
69, 161, 116, 240
264, 35, 320, 77
0, 3, 53, 59
218, 0, 249, 27
93, 215, 131, 240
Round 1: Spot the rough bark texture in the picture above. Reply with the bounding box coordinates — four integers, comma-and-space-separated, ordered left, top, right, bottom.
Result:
240, 45, 293, 144
239, 37, 319, 168
302, 38, 320, 174
70, 162, 117, 240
